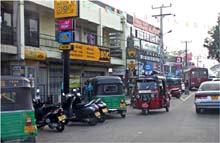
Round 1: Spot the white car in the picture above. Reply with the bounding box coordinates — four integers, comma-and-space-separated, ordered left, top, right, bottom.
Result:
194, 81, 220, 113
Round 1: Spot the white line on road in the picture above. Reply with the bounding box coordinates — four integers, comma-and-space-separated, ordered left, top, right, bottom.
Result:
180, 93, 194, 102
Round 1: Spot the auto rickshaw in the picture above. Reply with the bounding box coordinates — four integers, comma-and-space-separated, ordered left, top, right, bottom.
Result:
167, 78, 182, 98
86, 76, 127, 118
132, 74, 171, 115
1, 76, 37, 142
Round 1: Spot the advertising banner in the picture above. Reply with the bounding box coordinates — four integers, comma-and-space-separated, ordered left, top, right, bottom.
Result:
58, 18, 73, 31
70, 43, 110, 62
54, 0, 79, 18
58, 31, 73, 43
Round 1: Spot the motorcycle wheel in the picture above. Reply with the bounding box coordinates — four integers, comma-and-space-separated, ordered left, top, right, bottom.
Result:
88, 118, 98, 126
142, 108, 149, 115
98, 113, 106, 123
56, 122, 65, 132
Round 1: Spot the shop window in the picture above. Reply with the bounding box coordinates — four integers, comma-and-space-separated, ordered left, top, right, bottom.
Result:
25, 10, 39, 47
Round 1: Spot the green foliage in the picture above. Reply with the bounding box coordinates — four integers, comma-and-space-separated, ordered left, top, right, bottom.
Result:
203, 13, 220, 62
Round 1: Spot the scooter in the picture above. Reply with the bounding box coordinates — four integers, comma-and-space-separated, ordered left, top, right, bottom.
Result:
33, 96, 66, 132
62, 89, 101, 126
90, 98, 108, 123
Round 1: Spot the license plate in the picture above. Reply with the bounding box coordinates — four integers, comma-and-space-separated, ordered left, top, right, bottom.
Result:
211, 96, 218, 100
102, 108, 108, 113
120, 103, 125, 108
95, 112, 101, 117
142, 103, 148, 108
24, 125, 36, 133
58, 115, 66, 121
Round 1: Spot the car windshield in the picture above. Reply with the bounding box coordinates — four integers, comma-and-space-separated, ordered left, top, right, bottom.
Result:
198, 82, 220, 91
137, 81, 157, 90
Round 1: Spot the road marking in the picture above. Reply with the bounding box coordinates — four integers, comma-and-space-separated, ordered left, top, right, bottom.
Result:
180, 93, 194, 102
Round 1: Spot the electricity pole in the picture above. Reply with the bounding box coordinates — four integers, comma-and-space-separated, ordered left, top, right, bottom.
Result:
152, 4, 173, 74
181, 40, 192, 69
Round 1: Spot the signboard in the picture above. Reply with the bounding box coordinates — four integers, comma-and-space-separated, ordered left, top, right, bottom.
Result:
70, 43, 110, 62
127, 48, 137, 58
59, 44, 72, 50
144, 61, 153, 74
54, 0, 79, 18
127, 59, 136, 69
69, 74, 80, 88
58, 31, 73, 43
25, 48, 47, 61
58, 18, 73, 31
11, 65, 25, 76
176, 57, 182, 63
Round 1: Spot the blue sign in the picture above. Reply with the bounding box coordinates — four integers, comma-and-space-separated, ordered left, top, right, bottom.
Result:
58, 31, 73, 43
144, 61, 153, 74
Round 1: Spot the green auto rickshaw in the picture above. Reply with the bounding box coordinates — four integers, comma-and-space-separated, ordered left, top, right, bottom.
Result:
87, 76, 127, 118
1, 76, 37, 142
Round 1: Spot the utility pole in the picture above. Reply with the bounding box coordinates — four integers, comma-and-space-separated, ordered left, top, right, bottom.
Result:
152, 4, 173, 74
181, 40, 192, 69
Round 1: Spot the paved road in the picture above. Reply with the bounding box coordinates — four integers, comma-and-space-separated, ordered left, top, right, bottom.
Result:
37, 92, 219, 142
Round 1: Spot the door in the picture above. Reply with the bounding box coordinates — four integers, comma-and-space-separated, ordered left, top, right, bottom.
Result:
38, 68, 48, 102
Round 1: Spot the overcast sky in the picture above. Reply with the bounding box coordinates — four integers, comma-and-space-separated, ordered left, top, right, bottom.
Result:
100, 0, 220, 67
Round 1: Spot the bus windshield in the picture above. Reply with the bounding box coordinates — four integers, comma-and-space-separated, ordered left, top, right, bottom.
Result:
191, 69, 208, 78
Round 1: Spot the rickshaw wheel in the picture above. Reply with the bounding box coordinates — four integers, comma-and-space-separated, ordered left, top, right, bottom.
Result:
176, 93, 181, 99
165, 107, 169, 112
24, 136, 36, 142
120, 112, 126, 118
196, 108, 201, 114
56, 122, 65, 132
142, 108, 149, 115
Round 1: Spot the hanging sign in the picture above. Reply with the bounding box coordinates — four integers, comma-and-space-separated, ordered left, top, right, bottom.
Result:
54, 0, 79, 18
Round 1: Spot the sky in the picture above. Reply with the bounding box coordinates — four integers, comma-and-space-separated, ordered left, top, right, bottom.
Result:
100, 0, 220, 68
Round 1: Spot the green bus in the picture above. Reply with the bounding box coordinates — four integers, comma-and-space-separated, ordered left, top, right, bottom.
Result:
87, 76, 127, 118
1, 76, 37, 142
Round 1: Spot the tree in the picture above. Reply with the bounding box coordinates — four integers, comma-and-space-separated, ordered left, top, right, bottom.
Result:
203, 13, 220, 62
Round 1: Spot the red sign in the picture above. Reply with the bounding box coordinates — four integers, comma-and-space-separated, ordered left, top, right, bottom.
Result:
176, 57, 182, 63
58, 19, 73, 31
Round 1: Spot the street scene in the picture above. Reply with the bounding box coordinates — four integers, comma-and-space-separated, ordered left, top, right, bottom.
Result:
1, 0, 220, 142
37, 92, 220, 142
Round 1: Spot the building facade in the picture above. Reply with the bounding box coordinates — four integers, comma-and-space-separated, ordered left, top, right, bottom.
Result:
1, 0, 160, 103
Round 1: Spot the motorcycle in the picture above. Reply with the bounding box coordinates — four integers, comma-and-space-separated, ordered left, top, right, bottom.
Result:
62, 89, 101, 126
90, 98, 108, 123
33, 98, 66, 132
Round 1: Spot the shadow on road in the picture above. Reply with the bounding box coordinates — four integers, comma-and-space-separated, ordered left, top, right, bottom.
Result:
197, 109, 220, 115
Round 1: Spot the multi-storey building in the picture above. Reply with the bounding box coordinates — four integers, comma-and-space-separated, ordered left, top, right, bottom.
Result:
1, 0, 160, 103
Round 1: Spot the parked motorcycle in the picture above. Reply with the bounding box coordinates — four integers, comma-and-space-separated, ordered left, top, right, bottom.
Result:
90, 98, 108, 123
62, 89, 101, 126
33, 98, 66, 132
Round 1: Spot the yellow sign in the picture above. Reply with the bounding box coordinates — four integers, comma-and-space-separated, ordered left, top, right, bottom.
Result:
59, 44, 72, 50
54, 0, 79, 18
70, 43, 110, 62
128, 60, 136, 69
127, 48, 136, 58
25, 48, 46, 61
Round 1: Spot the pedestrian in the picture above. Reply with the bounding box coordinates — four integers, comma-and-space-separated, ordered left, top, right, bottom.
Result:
181, 81, 185, 94
184, 80, 189, 95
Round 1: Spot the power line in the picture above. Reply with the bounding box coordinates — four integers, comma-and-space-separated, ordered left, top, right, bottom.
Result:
152, 3, 173, 74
